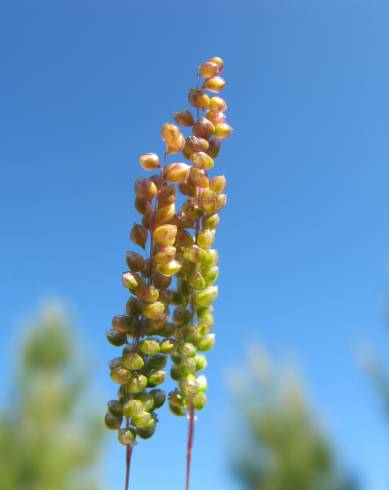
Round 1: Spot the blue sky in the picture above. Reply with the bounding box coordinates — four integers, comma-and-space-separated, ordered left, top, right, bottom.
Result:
1, 0, 389, 488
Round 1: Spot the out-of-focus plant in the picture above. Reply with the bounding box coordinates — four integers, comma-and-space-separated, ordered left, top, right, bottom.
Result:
105, 56, 232, 489
229, 347, 356, 490
0, 303, 104, 490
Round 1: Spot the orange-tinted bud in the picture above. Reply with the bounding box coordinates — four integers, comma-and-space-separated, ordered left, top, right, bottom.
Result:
182, 200, 203, 220
209, 96, 227, 113
205, 109, 226, 125
216, 193, 227, 211
214, 123, 233, 140
209, 175, 227, 194
126, 251, 145, 272
135, 178, 158, 200
178, 183, 197, 198
184, 136, 209, 156
152, 271, 172, 289
190, 152, 214, 170
167, 133, 185, 155
209, 56, 224, 72
174, 110, 195, 127
139, 153, 160, 171
137, 284, 159, 303
203, 76, 226, 93
153, 224, 178, 246
122, 271, 141, 291
135, 197, 152, 215
163, 163, 191, 183
154, 202, 175, 223
188, 89, 210, 109
199, 190, 217, 214
188, 167, 209, 188
192, 117, 215, 139
158, 184, 176, 206
199, 61, 219, 78
130, 223, 148, 249
161, 123, 181, 145
207, 138, 221, 158
154, 245, 176, 264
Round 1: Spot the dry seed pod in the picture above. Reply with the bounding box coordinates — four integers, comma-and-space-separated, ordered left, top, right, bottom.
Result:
130, 223, 148, 249
154, 245, 176, 264
153, 224, 178, 246
209, 56, 224, 72
209, 175, 227, 194
135, 178, 158, 200
139, 153, 160, 171
214, 123, 233, 140
158, 185, 176, 206
188, 89, 210, 109
203, 76, 226, 93
178, 183, 197, 198
126, 251, 145, 272
192, 117, 215, 140
161, 123, 185, 154
174, 110, 195, 127
205, 109, 227, 125
209, 97, 227, 113
167, 134, 185, 155
207, 138, 221, 158
188, 168, 209, 188
135, 197, 152, 215
190, 152, 214, 170
184, 136, 209, 155
199, 61, 219, 78
163, 163, 191, 183
154, 203, 176, 223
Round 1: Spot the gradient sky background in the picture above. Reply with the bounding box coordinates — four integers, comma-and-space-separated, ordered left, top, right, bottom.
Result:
1, 1, 389, 489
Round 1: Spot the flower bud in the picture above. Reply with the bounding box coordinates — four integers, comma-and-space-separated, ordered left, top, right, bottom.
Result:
179, 183, 197, 198
123, 399, 144, 417
132, 411, 153, 429
161, 123, 181, 146
152, 271, 172, 289
122, 352, 144, 370
203, 76, 226, 93
138, 338, 161, 355
122, 271, 141, 292
209, 96, 228, 113
179, 374, 197, 397
137, 284, 159, 303
195, 354, 207, 371
192, 117, 215, 139
197, 333, 216, 352
209, 56, 224, 72
184, 136, 209, 155
196, 374, 208, 392
216, 193, 227, 211
112, 315, 134, 334
188, 89, 210, 109
158, 184, 176, 206
163, 163, 191, 183
207, 138, 221, 158
137, 392, 154, 411
173, 307, 192, 326
150, 388, 166, 409
130, 223, 148, 249
107, 399, 123, 417
167, 133, 185, 155
142, 301, 166, 321
169, 390, 186, 416
118, 428, 136, 446
188, 270, 206, 290
155, 259, 182, 277
170, 364, 181, 380
188, 167, 209, 188
193, 392, 207, 410
214, 123, 233, 140
137, 426, 156, 439
148, 354, 167, 371
178, 342, 197, 358
154, 203, 176, 223
199, 61, 219, 78
202, 249, 219, 267
154, 245, 176, 264
135, 197, 152, 215
202, 213, 220, 230
109, 357, 123, 370
135, 178, 158, 200
110, 367, 130, 384
195, 286, 218, 308
105, 411, 122, 430
148, 369, 166, 386
160, 338, 177, 354
106, 329, 127, 346
126, 251, 145, 272
126, 374, 148, 393
175, 229, 195, 248
174, 110, 195, 127
205, 110, 226, 125
203, 265, 219, 285
178, 357, 197, 376
139, 153, 160, 171
199, 190, 217, 214
209, 175, 227, 194
198, 229, 215, 250
184, 245, 206, 264
153, 224, 177, 246
190, 152, 214, 170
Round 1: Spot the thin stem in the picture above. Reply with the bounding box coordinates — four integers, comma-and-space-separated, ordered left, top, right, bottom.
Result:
124, 443, 133, 490
185, 403, 196, 490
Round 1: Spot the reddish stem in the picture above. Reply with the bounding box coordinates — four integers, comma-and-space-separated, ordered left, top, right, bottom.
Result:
124, 443, 133, 490
185, 404, 196, 490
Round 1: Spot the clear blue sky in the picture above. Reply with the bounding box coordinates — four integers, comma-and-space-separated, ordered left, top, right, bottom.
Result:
1, 1, 389, 489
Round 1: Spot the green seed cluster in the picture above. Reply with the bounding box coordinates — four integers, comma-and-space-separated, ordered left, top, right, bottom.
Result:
105, 56, 232, 446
